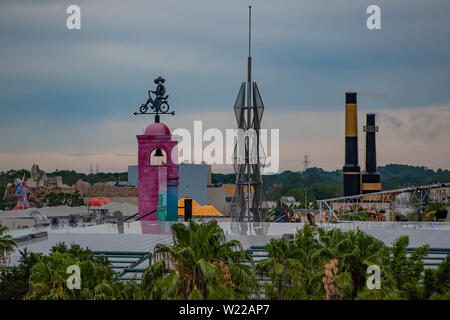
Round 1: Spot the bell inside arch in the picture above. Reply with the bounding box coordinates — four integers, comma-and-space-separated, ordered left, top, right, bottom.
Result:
154, 148, 164, 157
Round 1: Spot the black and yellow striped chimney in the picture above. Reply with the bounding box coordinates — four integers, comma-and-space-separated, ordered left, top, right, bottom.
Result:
343, 92, 361, 196
362, 113, 381, 193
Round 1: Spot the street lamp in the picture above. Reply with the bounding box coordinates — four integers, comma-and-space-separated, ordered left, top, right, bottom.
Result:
416, 188, 423, 221
304, 188, 307, 211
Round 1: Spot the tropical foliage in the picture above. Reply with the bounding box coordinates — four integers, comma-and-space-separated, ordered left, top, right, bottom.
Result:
0, 222, 449, 300
0, 248, 39, 300
256, 225, 390, 299
147, 219, 258, 299
257, 224, 448, 300
25, 243, 115, 299
42, 191, 84, 207
423, 203, 447, 221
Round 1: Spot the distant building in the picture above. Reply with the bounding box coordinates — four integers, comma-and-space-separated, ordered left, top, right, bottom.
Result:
178, 193, 223, 217
106, 181, 131, 187
128, 165, 138, 187
26, 164, 67, 188
178, 163, 210, 206
207, 184, 254, 217
130, 163, 211, 206
207, 184, 227, 215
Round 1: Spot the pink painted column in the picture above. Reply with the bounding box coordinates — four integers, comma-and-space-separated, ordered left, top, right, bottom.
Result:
137, 122, 178, 221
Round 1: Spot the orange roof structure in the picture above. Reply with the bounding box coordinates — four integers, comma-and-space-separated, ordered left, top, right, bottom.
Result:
178, 196, 223, 217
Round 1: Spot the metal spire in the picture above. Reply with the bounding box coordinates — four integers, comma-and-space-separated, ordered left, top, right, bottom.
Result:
248, 6, 252, 84
249, 6, 251, 57
231, 6, 267, 222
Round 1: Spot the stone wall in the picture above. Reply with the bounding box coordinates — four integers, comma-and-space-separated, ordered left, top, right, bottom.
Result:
24, 179, 138, 207
88, 182, 138, 197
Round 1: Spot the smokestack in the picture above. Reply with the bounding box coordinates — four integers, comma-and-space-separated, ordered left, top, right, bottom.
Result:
362, 113, 381, 194
343, 92, 361, 196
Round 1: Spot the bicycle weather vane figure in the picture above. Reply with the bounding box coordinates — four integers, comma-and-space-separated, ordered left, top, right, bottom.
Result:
134, 76, 175, 123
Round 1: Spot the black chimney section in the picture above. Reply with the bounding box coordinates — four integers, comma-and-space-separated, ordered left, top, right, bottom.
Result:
362, 113, 381, 194
343, 92, 361, 196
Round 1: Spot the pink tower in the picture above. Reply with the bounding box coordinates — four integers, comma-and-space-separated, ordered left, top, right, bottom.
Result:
137, 122, 178, 221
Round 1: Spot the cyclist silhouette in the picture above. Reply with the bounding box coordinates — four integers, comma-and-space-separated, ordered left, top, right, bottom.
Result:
140, 76, 170, 114
150, 76, 168, 101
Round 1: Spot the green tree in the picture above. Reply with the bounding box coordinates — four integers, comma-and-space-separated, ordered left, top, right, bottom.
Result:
390, 236, 430, 299
256, 238, 306, 300
0, 248, 40, 300
43, 191, 84, 207
315, 228, 393, 299
0, 224, 16, 271
25, 243, 115, 300
423, 256, 450, 299
148, 220, 257, 299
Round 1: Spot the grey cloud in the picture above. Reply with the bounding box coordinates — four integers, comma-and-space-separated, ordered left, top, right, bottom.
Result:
377, 112, 404, 128
407, 108, 450, 140
0, 1, 449, 171
1, 0, 450, 114
65, 152, 96, 157
358, 91, 404, 108
116, 153, 137, 157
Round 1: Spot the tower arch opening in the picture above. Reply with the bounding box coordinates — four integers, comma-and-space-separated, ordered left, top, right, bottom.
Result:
149, 148, 167, 166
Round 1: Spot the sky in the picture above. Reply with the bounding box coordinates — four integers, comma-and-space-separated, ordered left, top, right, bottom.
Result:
0, 0, 449, 174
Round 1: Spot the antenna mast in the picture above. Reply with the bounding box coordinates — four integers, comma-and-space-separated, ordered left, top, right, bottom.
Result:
303, 155, 312, 172
246, 5, 252, 221
231, 6, 267, 222
248, 6, 252, 84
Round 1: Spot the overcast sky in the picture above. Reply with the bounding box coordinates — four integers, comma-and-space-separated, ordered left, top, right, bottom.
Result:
0, 0, 449, 173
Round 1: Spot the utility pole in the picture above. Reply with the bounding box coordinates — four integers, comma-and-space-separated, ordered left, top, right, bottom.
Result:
303, 155, 311, 172
305, 188, 307, 211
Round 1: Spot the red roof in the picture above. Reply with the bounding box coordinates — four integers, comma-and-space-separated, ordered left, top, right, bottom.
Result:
89, 197, 112, 207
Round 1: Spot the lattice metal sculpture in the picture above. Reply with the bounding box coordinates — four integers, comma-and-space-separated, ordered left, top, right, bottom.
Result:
230, 6, 268, 222
134, 76, 175, 123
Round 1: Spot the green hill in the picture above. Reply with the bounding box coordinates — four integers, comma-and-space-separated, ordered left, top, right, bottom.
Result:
212, 164, 450, 201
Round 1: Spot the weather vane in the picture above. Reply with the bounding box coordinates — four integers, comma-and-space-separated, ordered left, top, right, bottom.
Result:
134, 76, 175, 123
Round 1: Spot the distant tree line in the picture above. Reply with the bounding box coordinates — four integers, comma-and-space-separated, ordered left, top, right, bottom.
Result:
1, 164, 449, 209
213, 164, 450, 201
46, 170, 128, 186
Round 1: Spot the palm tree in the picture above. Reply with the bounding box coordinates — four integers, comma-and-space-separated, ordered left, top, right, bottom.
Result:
0, 224, 16, 271
147, 219, 257, 299
256, 237, 304, 300
26, 250, 115, 300
292, 224, 326, 299
315, 228, 392, 299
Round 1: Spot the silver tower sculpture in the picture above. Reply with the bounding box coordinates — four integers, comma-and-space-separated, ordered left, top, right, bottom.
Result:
231, 6, 267, 222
